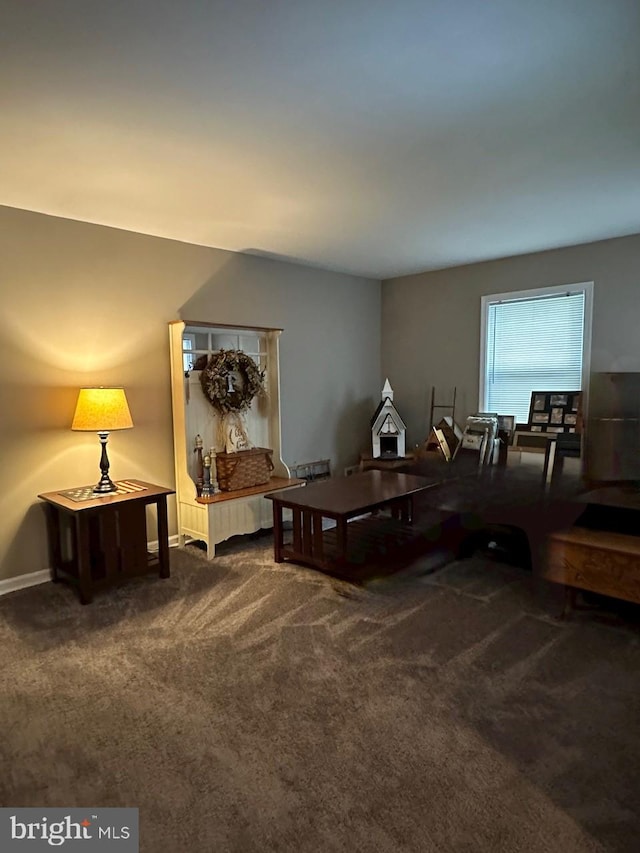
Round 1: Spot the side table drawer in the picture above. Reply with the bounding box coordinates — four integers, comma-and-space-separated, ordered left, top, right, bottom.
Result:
545, 528, 640, 605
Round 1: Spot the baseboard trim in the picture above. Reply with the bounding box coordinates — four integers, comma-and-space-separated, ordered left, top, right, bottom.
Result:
0, 569, 51, 597
0, 536, 181, 598
148, 534, 181, 552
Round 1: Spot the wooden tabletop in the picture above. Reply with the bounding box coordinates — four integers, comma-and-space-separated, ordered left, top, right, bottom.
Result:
265, 470, 436, 516
38, 480, 174, 512
580, 484, 640, 510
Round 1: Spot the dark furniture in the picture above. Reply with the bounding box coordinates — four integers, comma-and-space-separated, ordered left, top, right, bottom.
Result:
266, 470, 436, 573
398, 447, 592, 577
409, 454, 640, 612
359, 451, 415, 472
38, 480, 174, 604
585, 371, 640, 483
544, 485, 640, 609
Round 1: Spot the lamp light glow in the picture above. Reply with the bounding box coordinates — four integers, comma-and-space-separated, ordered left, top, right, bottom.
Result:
72, 387, 133, 493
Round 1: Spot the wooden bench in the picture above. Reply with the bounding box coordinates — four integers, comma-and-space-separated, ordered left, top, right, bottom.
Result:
544, 526, 640, 606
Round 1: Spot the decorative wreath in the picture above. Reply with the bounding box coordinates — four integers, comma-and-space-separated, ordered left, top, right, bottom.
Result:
199, 349, 265, 415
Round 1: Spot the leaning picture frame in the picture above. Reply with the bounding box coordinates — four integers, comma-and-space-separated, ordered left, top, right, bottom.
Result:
433, 427, 452, 462
497, 414, 515, 433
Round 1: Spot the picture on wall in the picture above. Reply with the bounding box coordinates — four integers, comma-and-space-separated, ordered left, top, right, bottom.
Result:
527, 391, 582, 433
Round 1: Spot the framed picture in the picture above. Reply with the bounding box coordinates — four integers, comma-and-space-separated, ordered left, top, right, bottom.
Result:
527, 391, 582, 433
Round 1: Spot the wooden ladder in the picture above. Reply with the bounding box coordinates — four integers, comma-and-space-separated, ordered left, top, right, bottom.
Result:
429, 386, 457, 433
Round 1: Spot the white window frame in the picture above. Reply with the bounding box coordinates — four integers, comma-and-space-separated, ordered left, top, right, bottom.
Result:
479, 281, 594, 420
182, 333, 196, 372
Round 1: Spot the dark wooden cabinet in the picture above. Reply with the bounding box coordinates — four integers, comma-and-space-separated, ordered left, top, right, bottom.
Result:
38, 480, 174, 604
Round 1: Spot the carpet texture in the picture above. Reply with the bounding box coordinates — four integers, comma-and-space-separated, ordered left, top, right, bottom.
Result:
1, 536, 639, 852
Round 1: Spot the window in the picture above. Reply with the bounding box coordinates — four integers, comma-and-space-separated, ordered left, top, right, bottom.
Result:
480, 282, 593, 424
183, 334, 195, 372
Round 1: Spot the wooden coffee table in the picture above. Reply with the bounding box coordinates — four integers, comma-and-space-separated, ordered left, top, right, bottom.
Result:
265, 470, 436, 573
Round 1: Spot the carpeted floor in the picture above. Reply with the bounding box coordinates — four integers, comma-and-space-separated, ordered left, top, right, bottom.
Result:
1, 535, 639, 852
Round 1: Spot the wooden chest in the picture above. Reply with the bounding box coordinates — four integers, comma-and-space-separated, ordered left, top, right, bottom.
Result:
544, 526, 640, 605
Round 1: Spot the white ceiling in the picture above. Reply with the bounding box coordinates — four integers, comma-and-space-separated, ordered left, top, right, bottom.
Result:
2, 0, 639, 279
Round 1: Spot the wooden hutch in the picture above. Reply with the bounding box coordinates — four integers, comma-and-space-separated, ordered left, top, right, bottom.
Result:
169, 321, 300, 557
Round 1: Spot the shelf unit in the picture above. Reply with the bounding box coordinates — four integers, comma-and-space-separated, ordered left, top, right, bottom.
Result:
169, 321, 301, 558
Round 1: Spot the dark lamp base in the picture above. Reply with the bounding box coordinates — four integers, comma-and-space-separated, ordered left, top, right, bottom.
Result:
93, 477, 117, 494
93, 431, 117, 493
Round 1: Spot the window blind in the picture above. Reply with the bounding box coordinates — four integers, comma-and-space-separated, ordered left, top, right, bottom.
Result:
484, 292, 585, 423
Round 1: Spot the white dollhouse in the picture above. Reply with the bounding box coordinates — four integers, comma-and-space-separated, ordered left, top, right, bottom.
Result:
370, 379, 407, 458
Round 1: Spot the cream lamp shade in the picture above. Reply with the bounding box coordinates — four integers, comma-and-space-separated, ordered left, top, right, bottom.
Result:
72, 387, 133, 432
72, 387, 133, 493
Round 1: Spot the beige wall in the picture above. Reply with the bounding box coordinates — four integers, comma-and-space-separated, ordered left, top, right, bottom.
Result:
382, 232, 640, 447
0, 206, 380, 582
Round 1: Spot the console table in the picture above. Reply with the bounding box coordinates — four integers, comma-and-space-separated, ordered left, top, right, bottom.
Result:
38, 480, 174, 604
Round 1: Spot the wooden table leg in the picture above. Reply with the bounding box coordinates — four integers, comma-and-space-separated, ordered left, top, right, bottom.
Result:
312, 512, 324, 564
292, 508, 302, 554
302, 511, 312, 557
400, 497, 413, 524
156, 496, 171, 578
272, 502, 284, 562
75, 514, 93, 605
336, 518, 348, 564
543, 438, 557, 485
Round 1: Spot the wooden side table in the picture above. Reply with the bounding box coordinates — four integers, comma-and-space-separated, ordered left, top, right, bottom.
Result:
38, 480, 175, 604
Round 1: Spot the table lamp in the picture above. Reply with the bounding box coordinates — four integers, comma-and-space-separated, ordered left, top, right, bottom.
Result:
71, 387, 133, 493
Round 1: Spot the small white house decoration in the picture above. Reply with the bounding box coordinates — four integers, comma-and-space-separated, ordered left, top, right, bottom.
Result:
371, 379, 407, 459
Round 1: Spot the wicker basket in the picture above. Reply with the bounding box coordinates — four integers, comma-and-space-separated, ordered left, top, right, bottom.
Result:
215, 447, 274, 491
